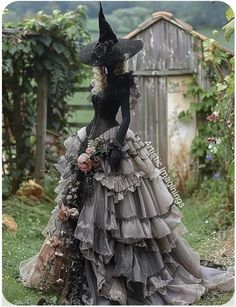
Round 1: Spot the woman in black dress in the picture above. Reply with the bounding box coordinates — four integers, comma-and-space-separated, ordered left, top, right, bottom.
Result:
19, 3, 234, 305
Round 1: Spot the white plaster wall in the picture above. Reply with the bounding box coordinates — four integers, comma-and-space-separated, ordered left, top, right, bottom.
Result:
167, 75, 196, 180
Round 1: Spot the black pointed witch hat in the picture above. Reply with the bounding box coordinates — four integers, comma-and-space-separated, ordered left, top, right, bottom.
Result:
78, 2, 143, 67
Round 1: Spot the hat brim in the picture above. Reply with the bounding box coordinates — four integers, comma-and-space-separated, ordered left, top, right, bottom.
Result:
78, 38, 143, 67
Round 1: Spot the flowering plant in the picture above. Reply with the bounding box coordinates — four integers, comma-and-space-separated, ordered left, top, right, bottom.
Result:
206, 111, 219, 123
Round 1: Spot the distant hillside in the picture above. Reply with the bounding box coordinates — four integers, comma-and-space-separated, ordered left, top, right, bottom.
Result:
3, 1, 233, 50
3, 1, 230, 27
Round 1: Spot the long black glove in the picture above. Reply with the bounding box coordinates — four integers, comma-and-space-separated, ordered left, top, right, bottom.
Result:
109, 74, 132, 171
109, 146, 123, 171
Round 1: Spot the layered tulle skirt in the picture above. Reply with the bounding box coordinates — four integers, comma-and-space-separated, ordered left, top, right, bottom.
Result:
19, 126, 234, 305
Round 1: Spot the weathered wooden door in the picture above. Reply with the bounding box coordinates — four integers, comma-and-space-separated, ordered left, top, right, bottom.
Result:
130, 75, 168, 168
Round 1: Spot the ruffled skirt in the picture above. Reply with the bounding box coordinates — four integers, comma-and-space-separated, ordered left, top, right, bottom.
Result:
19, 126, 234, 305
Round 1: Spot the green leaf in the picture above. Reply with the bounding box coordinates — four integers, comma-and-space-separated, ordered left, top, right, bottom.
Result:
8, 45, 18, 55
38, 35, 52, 47
223, 19, 234, 41
178, 110, 193, 122
226, 7, 234, 22
65, 25, 78, 39
32, 43, 44, 56
216, 82, 227, 92
52, 42, 65, 54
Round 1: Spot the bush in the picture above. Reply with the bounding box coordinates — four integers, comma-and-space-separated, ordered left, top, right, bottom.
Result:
2, 6, 91, 193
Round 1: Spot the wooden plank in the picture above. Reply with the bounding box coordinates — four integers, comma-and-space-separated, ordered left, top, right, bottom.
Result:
139, 77, 146, 139
154, 77, 160, 157
144, 77, 148, 140
68, 122, 88, 128
2, 28, 19, 34
34, 72, 48, 183
157, 76, 168, 169
146, 77, 156, 147
133, 69, 197, 76
77, 87, 90, 92
130, 76, 145, 138
2, 28, 38, 36
68, 104, 94, 111
156, 20, 165, 70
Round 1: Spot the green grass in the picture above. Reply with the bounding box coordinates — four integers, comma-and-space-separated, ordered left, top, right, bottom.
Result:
181, 198, 234, 305
2, 197, 234, 305
181, 198, 215, 248
197, 290, 234, 305
2, 198, 58, 305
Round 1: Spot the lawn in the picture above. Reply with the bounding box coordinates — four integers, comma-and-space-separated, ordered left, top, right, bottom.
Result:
2, 197, 234, 305
2, 198, 57, 305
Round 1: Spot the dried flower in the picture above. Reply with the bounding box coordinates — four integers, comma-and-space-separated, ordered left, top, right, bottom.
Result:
59, 204, 70, 222
49, 250, 55, 259
55, 251, 64, 257
207, 137, 217, 143
69, 208, 80, 218
49, 237, 62, 247
86, 147, 96, 155
56, 278, 64, 284
207, 111, 219, 122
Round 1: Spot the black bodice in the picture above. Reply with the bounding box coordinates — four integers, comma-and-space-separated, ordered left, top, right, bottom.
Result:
86, 92, 120, 139
86, 72, 134, 139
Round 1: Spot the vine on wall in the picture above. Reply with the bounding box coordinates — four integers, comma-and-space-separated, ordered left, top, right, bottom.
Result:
179, 8, 234, 208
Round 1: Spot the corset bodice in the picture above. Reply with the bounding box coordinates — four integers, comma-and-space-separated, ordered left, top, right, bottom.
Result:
86, 91, 120, 139
86, 72, 134, 139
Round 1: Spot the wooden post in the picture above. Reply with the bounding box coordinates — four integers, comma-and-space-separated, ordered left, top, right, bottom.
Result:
34, 72, 48, 183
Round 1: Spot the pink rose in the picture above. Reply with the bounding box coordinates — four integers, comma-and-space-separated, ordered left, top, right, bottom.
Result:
86, 147, 95, 155
77, 153, 92, 172
207, 111, 219, 122
207, 137, 216, 143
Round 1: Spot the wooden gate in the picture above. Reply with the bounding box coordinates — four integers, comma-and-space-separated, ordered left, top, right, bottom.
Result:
67, 86, 93, 131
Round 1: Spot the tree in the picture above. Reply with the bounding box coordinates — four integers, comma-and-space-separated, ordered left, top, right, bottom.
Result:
2, 6, 90, 193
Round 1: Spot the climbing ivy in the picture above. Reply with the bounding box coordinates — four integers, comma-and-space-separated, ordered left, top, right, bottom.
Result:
2, 6, 91, 193
178, 7, 234, 197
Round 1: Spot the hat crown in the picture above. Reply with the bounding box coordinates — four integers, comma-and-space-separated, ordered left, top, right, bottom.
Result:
98, 2, 117, 43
